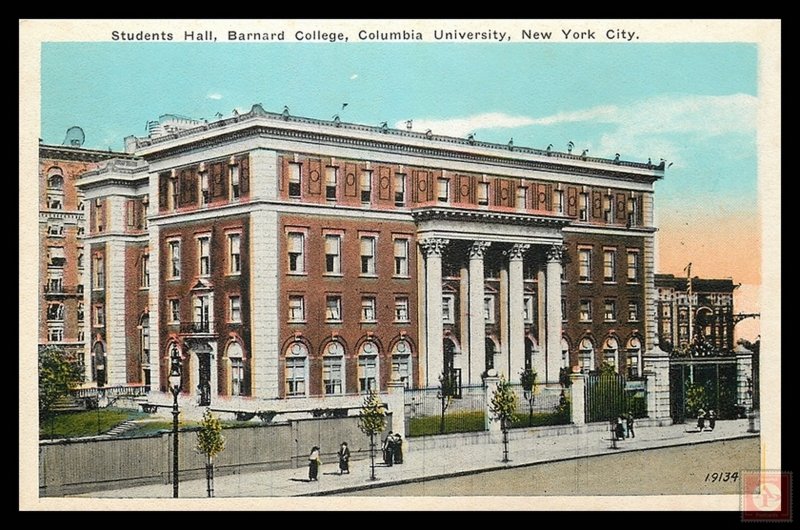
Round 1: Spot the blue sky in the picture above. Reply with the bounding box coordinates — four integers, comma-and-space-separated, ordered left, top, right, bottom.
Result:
40, 42, 759, 281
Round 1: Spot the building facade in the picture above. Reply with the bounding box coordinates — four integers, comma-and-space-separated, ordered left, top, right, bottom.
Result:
655, 274, 738, 353
39, 139, 131, 379
75, 105, 664, 410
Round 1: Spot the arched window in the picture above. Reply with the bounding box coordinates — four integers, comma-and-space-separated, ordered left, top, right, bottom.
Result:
626, 337, 642, 378
443, 338, 456, 374
358, 341, 379, 393
323, 341, 345, 395
603, 337, 620, 372
46, 169, 64, 209
524, 337, 536, 371
227, 341, 245, 396
285, 342, 308, 397
485, 337, 497, 371
92, 341, 106, 387
47, 174, 64, 190
579, 337, 595, 373
560, 337, 570, 369
391, 339, 412, 388
139, 314, 150, 365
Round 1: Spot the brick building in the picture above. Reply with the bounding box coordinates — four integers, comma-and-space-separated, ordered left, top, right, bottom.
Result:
655, 274, 738, 353
75, 105, 664, 410
39, 135, 132, 379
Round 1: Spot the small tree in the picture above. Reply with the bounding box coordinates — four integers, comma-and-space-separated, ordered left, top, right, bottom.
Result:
520, 368, 537, 426
489, 375, 518, 463
39, 345, 83, 436
196, 408, 225, 497
358, 390, 386, 480
436, 370, 457, 434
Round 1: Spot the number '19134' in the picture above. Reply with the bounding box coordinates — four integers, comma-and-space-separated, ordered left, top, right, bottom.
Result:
705, 472, 739, 482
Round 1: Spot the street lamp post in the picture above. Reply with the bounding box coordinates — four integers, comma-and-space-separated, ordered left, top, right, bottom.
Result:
168, 343, 182, 498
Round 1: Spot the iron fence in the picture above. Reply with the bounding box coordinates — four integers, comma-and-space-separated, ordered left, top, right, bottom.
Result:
404, 384, 486, 437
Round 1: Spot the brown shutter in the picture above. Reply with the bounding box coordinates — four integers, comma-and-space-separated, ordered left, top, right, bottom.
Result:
187, 167, 198, 204
211, 162, 225, 198
567, 186, 578, 217
158, 172, 168, 209
535, 183, 547, 210
239, 155, 249, 195
179, 169, 190, 206
616, 192, 627, 221
592, 190, 603, 220
307, 159, 322, 195
412, 170, 427, 204
427, 171, 435, 202
637, 193, 644, 225
378, 166, 391, 201
344, 162, 357, 198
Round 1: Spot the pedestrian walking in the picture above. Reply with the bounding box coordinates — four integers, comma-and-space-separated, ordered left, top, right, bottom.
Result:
337, 442, 350, 475
382, 431, 394, 466
697, 409, 706, 431
393, 433, 403, 464
708, 410, 717, 430
308, 446, 321, 481
626, 411, 635, 439
615, 416, 625, 441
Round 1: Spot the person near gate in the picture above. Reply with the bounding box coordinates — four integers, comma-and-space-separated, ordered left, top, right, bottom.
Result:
337, 442, 350, 475
308, 446, 321, 481
382, 431, 394, 466
697, 408, 706, 431
626, 411, 635, 438
393, 433, 404, 464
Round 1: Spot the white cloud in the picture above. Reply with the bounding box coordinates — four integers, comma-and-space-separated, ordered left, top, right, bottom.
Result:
207, 93, 223, 100
395, 112, 539, 137
350, 74, 358, 80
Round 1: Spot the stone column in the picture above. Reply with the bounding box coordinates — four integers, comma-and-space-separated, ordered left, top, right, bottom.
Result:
507, 244, 529, 383
483, 369, 502, 439
250, 208, 280, 398
569, 371, 586, 426
734, 343, 754, 410
642, 344, 671, 422
420, 238, 449, 388
386, 379, 406, 436
545, 245, 563, 385
535, 268, 547, 381
468, 241, 491, 384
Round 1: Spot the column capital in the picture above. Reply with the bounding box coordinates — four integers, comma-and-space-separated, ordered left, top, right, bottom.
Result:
506, 243, 530, 261
468, 240, 492, 259
419, 237, 449, 257
546, 244, 564, 263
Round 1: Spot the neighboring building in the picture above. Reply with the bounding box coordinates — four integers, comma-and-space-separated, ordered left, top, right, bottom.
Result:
655, 273, 737, 353
74, 105, 664, 410
39, 133, 132, 381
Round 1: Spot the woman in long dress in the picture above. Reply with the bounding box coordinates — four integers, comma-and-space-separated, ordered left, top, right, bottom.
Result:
308, 446, 321, 481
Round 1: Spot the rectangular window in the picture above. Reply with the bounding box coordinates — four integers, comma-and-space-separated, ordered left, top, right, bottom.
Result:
325, 166, 337, 200
360, 170, 372, 203
561, 298, 567, 322
360, 236, 376, 275
193, 295, 211, 330
579, 192, 589, 221
392, 355, 411, 388
228, 233, 241, 274
395, 296, 409, 322
523, 295, 535, 324
484, 295, 496, 323
604, 300, 617, 322
628, 197, 638, 227
93, 255, 105, 289
229, 295, 241, 323
393, 238, 409, 276
361, 296, 377, 322
628, 301, 640, 322
516, 187, 528, 208
323, 357, 343, 395
230, 165, 240, 200
94, 304, 105, 327
326, 295, 342, 322
554, 189, 564, 214
168, 299, 180, 324
442, 295, 455, 324
478, 182, 490, 206
142, 201, 149, 229
604, 194, 614, 222
141, 254, 150, 288
48, 246, 65, 267
288, 295, 305, 322
579, 300, 592, 322
288, 163, 302, 198
394, 173, 406, 206
77, 303, 84, 322
48, 326, 63, 342
285, 357, 306, 397
325, 234, 341, 274
578, 248, 592, 282
230, 358, 244, 396
199, 171, 210, 205
603, 249, 616, 283
358, 355, 378, 393
287, 232, 305, 274
437, 178, 449, 202
170, 178, 179, 211
198, 236, 211, 276
627, 251, 640, 282
168, 240, 181, 279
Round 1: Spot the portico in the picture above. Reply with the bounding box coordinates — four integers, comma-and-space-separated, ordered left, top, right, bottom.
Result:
414, 207, 570, 387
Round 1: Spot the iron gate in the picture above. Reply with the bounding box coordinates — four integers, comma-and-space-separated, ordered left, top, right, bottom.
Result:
669, 359, 739, 422
585, 371, 648, 423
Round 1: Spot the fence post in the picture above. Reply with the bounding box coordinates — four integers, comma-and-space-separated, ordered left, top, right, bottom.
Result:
484, 370, 502, 441
734, 343, 754, 411
642, 344, 671, 422
569, 371, 586, 426
386, 380, 406, 436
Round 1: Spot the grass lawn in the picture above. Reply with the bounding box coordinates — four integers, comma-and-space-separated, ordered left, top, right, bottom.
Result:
119, 418, 255, 438
508, 410, 571, 429
40, 408, 148, 440
408, 410, 486, 437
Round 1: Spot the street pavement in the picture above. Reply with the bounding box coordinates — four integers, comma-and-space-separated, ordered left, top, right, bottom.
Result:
73, 419, 757, 498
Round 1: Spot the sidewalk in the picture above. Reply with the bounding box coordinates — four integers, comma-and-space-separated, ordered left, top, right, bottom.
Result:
73, 419, 758, 498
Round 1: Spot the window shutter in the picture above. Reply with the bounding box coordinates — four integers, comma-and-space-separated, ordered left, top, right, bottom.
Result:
616, 192, 627, 221
567, 186, 578, 217
344, 163, 357, 198
159, 173, 169, 209
592, 190, 603, 220
239, 155, 249, 194
377, 166, 391, 201
307, 158, 322, 195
